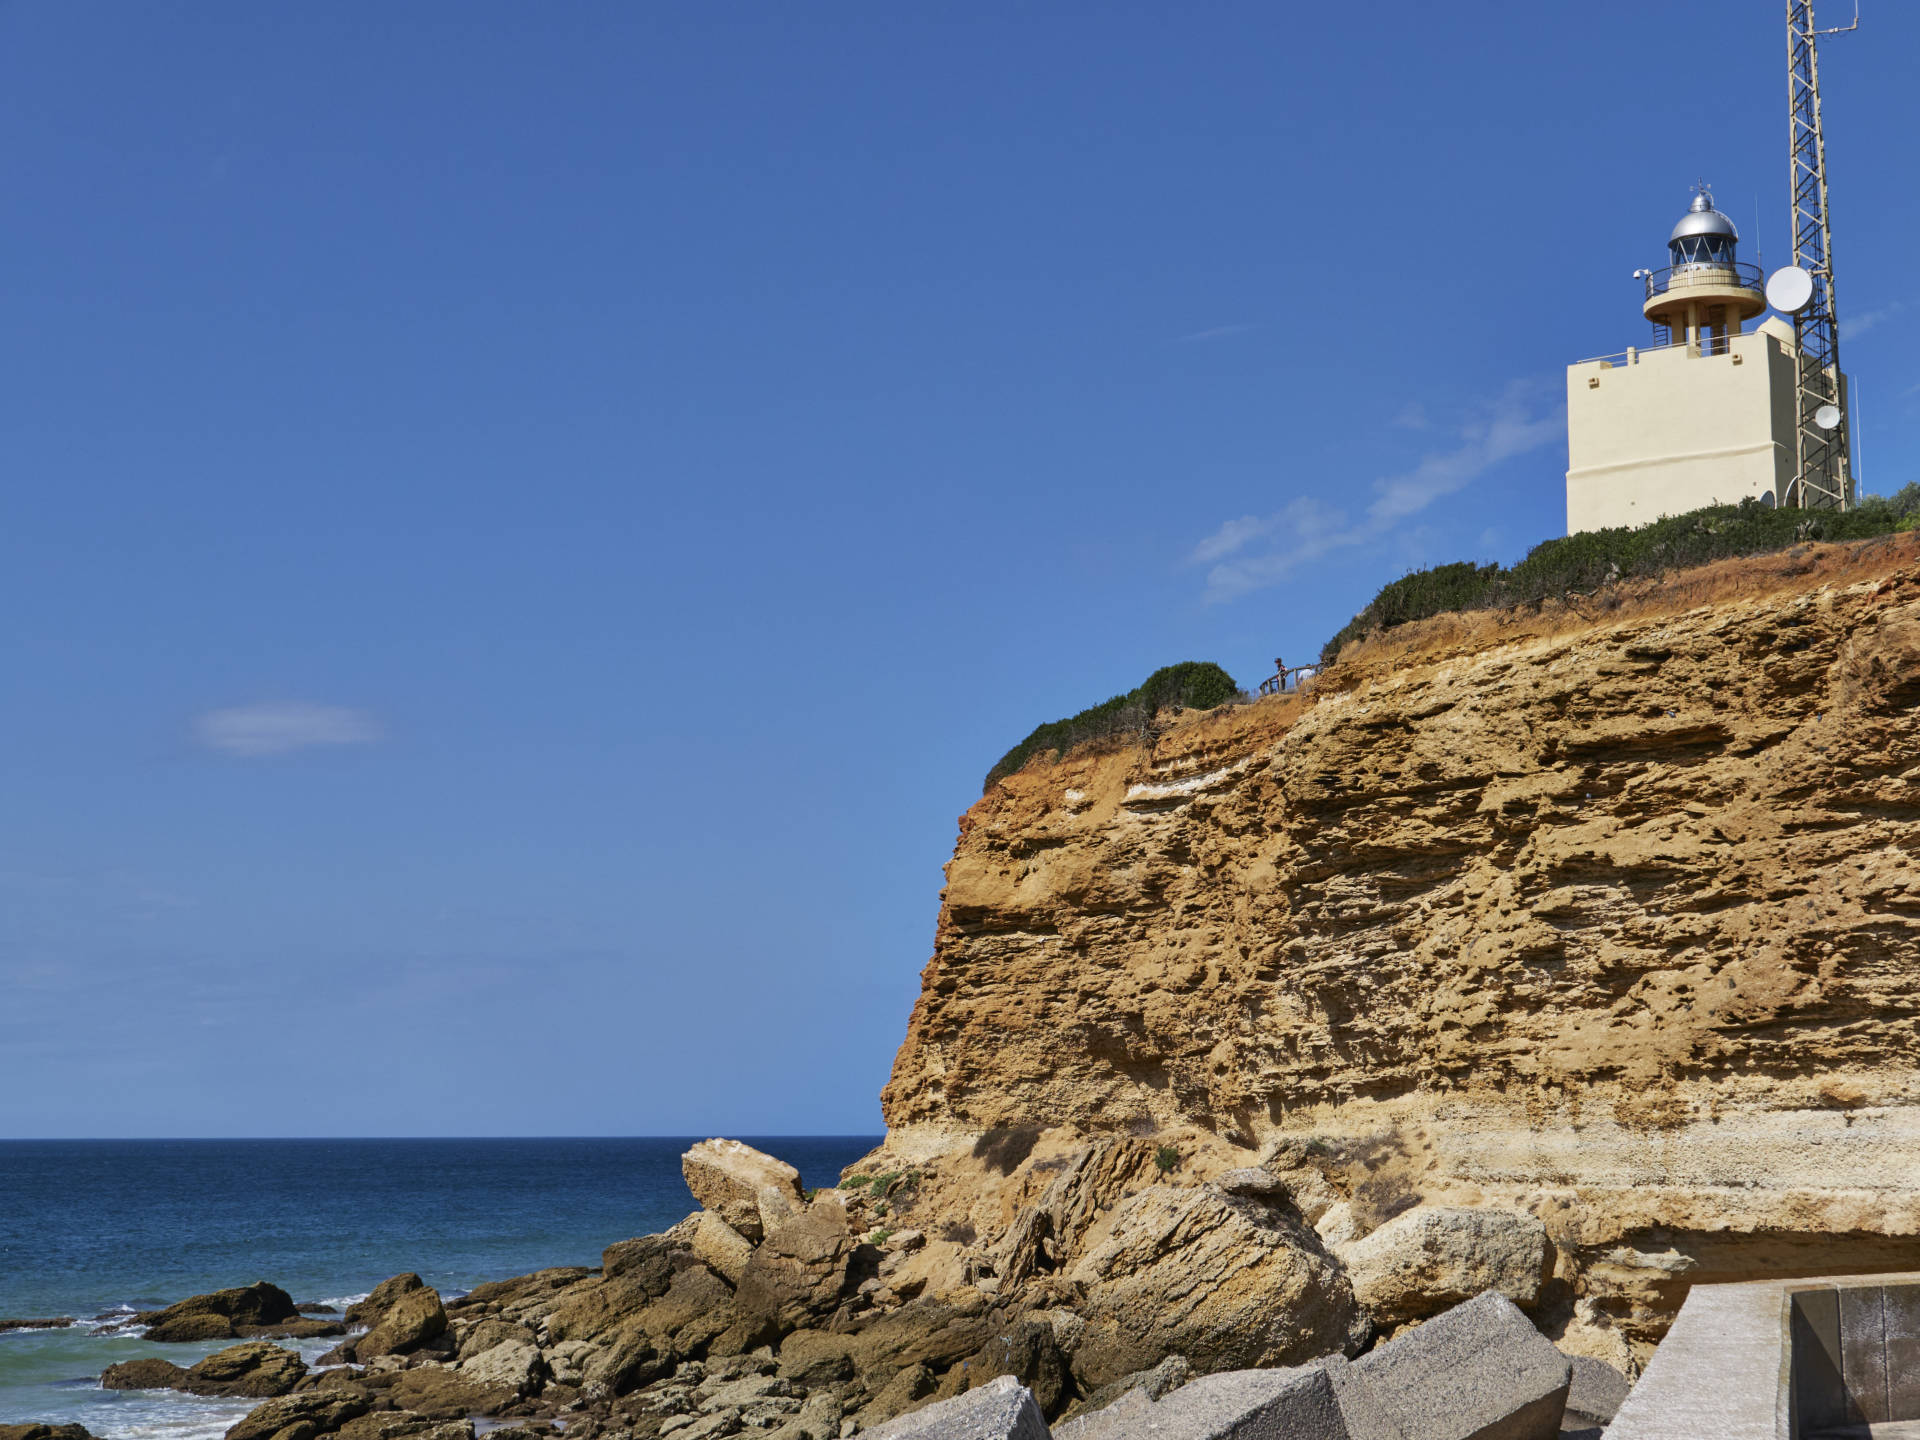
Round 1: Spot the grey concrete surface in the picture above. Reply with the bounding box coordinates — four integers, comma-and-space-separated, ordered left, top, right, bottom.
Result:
1606, 1280, 1786, 1440
1354, 1291, 1571, 1440
1051, 1357, 1399, 1440
1054, 1389, 1153, 1440
1564, 1355, 1630, 1425
1610, 1273, 1920, 1440
1138, 1364, 1351, 1440
865, 1375, 1050, 1440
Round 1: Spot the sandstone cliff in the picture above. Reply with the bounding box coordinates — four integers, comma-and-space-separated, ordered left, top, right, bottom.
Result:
871, 533, 1920, 1365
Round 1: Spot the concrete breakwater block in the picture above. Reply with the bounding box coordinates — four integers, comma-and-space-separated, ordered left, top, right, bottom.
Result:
892, 1292, 1570, 1440
1354, 1292, 1572, 1440
1118, 1363, 1356, 1440
1564, 1356, 1629, 1428
865, 1375, 1050, 1440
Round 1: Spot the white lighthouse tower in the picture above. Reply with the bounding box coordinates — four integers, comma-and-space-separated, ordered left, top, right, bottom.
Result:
1563, 187, 1832, 534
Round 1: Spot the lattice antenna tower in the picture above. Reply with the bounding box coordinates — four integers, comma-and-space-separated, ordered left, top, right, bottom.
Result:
1786, 1, 1858, 509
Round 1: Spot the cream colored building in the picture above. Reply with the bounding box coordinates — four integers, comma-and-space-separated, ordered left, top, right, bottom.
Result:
1565, 189, 1838, 534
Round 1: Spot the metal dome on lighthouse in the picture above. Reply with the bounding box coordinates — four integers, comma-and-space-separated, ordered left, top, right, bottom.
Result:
1639, 184, 1766, 354
1669, 188, 1740, 268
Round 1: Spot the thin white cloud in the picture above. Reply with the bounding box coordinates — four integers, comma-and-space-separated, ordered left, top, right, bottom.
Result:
1391, 401, 1430, 430
1366, 387, 1564, 526
195, 702, 383, 758
1196, 381, 1564, 603
1844, 302, 1903, 340
1175, 323, 1258, 343
1189, 514, 1273, 564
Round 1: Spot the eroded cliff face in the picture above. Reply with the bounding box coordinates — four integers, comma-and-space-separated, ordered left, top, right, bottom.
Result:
876, 535, 1920, 1359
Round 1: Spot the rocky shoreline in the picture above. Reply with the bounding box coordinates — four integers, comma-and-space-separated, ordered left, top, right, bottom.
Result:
14, 1136, 1630, 1440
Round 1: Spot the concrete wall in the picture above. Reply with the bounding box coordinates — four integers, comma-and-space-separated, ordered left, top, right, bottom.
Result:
1789, 1280, 1920, 1435
1608, 1273, 1920, 1440
1565, 326, 1805, 534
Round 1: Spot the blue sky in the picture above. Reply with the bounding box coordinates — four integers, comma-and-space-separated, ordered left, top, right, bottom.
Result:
3, 3, 1915, 1137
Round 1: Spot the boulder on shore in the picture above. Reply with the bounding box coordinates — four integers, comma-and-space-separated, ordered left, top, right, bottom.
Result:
345, 1275, 425, 1330
335, 1417, 473, 1440
457, 1339, 544, 1395
691, 1211, 754, 1285
0, 1427, 97, 1440
101, 1358, 191, 1391
736, 1202, 872, 1331
225, 1389, 372, 1440
682, 1139, 808, 1243
104, 1343, 306, 1399
138, 1283, 299, 1343
381, 1368, 515, 1420
1336, 1205, 1551, 1324
343, 1277, 447, 1361
180, 1342, 308, 1397
1065, 1184, 1369, 1390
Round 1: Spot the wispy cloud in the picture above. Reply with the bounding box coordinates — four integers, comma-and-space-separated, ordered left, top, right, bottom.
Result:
1844, 302, 1904, 340
1391, 401, 1430, 430
1174, 323, 1258, 344
1195, 381, 1564, 603
195, 702, 383, 758
1190, 514, 1273, 564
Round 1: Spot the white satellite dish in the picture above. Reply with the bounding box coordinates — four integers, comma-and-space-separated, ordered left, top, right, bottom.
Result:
1766, 265, 1816, 314
1814, 403, 1842, 431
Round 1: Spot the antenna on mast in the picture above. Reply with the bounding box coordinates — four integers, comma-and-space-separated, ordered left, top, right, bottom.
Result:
1777, 1, 1860, 508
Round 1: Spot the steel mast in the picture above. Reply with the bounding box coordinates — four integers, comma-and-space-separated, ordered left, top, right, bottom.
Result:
1785, 1, 1856, 509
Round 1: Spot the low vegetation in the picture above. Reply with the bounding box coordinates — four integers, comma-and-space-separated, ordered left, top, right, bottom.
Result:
841, 1171, 918, 1201
985, 661, 1240, 792
1319, 486, 1920, 665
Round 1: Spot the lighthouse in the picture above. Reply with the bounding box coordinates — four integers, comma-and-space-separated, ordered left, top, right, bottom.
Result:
1645, 189, 1766, 354
1563, 186, 1833, 534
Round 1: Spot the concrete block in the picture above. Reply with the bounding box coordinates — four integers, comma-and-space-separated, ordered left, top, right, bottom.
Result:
1887, 1283, 1920, 1421
1605, 1280, 1784, 1440
1562, 1356, 1629, 1426
1142, 1364, 1349, 1440
1315, 1356, 1404, 1440
1055, 1356, 1401, 1440
1052, 1387, 1151, 1440
1789, 1287, 1848, 1434
1839, 1284, 1888, 1424
1353, 1291, 1570, 1440
862, 1375, 1049, 1440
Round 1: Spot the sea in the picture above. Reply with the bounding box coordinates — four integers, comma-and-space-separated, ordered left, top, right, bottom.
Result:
0, 1138, 880, 1440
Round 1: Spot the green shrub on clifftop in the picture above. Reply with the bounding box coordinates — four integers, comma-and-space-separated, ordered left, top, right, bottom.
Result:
984, 661, 1240, 792
1320, 486, 1920, 665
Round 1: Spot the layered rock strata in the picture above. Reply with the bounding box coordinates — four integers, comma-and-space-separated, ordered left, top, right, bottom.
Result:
877, 536, 1920, 1361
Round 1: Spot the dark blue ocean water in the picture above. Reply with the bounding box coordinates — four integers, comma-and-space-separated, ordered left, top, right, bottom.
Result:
0, 1138, 880, 1439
